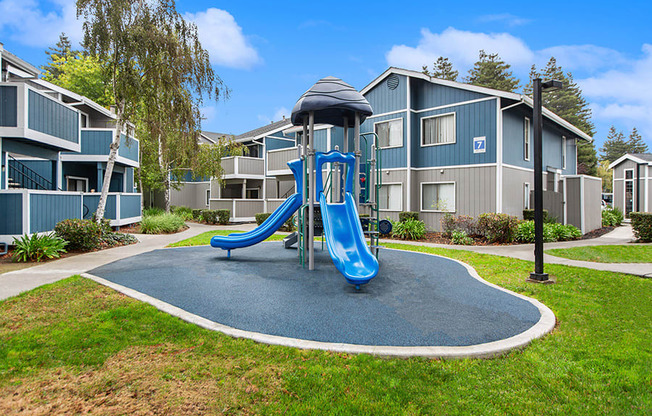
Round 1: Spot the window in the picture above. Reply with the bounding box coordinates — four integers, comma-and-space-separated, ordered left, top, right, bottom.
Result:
625, 169, 633, 180
523, 183, 531, 210
378, 183, 402, 211
296, 131, 303, 146
422, 113, 456, 146
421, 183, 455, 212
524, 117, 531, 161
375, 119, 403, 148
562, 136, 567, 169
205, 189, 211, 206
66, 176, 89, 192
246, 188, 259, 199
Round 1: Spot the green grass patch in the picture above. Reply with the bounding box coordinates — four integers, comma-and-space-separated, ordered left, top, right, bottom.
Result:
0, 246, 650, 414
546, 244, 652, 263
140, 213, 186, 234
168, 230, 286, 247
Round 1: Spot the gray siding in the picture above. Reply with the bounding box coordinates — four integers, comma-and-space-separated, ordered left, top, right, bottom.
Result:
170, 182, 211, 209
267, 147, 299, 172
0, 193, 23, 235
0, 86, 17, 127
364, 74, 407, 114
612, 159, 649, 213
30, 193, 82, 233
238, 157, 264, 175
502, 166, 534, 218
566, 179, 581, 229
410, 78, 489, 110
377, 169, 408, 224
28, 90, 79, 143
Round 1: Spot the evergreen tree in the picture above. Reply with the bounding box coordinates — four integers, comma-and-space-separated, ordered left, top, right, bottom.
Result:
600, 126, 629, 162
526, 57, 598, 175
42, 33, 79, 79
627, 127, 649, 154
464, 50, 520, 92
421, 57, 458, 81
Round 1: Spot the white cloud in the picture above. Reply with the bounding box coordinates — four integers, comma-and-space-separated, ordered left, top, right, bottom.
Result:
539, 45, 628, 73
257, 106, 290, 125
185, 8, 261, 70
478, 13, 531, 27
200, 105, 217, 122
0, 0, 83, 47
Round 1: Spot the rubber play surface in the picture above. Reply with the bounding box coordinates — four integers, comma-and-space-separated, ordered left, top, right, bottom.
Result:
89, 243, 541, 347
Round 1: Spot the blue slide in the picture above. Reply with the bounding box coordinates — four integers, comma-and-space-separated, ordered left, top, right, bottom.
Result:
211, 159, 303, 254
316, 151, 379, 287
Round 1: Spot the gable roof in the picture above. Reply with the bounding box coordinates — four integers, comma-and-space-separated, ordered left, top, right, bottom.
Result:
0, 45, 41, 77
200, 131, 232, 144
361, 67, 593, 142
234, 118, 293, 142
609, 153, 652, 169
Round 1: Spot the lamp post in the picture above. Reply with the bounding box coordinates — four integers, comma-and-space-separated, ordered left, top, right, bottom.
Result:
529, 78, 562, 283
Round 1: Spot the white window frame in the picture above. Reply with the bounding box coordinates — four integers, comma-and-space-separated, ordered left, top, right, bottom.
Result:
421, 112, 456, 147
562, 136, 567, 170
205, 189, 211, 206
378, 182, 403, 212
373, 118, 404, 149
66, 175, 89, 192
524, 117, 531, 161
420, 181, 456, 213
524, 182, 531, 210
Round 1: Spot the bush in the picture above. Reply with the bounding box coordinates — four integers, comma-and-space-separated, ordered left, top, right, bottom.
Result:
477, 213, 519, 243
143, 206, 165, 217
11, 233, 67, 262
102, 232, 138, 247
441, 214, 477, 237
392, 218, 426, 240
630, 212, 652, 242
217, 209, 230, 225
602, 207, 624, 227
549, 223, 582, 241
140, 213, 186, 234
172, 206, 194, 221
281, 215, 296, 232
55, 218, 103, 251
192, 209, 203, 220
523, 209, 549, 222
451, 230, 473, 245
516, 221, 582, 243
399, 211, 419, 222
201, 210, 218, 224
255, 213, 272, 225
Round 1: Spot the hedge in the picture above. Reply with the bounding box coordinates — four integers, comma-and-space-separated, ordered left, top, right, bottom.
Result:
477, 213, 519, 243
54, 219, 103, 251
202, 209, 230, 225
629, 212, 652, 242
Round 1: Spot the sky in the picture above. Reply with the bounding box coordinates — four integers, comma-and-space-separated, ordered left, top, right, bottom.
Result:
1, 0, 651, 152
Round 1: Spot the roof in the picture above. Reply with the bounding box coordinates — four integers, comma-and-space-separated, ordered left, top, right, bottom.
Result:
291, 76, 373, 127
609, 153, 652, 169
200, 131, 232, 144
361, 67, 593, 142
0, 46, 41, 77
28, 78, 115, 119
234, 118, 293, 142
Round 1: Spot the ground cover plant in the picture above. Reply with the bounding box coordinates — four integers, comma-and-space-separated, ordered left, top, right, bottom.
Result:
546, 244, 652, 263
11, 233, 67, 263
167, 230, 285, 247
140, 213, 187, 234
0, 245, 649, 414
602, 206, 624, 227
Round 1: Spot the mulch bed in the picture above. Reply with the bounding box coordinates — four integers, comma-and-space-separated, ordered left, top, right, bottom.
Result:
581, 226, 614, 240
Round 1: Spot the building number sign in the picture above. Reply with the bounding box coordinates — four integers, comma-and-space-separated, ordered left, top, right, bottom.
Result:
473, 136, 486, 154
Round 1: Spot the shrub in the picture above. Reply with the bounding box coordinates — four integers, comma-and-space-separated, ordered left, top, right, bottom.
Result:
102, 232, 138, 247
172, 206, 194, 221
192, 209, 203, 220
55, 219, 103, 251
217, 209, 230, 225
441, 214, 478, 237
255, 213, 272, 225
523, 209, 549, 222
392, 218, 426, 240
143, 206, 165, 217
281, 215, 296, 232
440, 213, 455, 237
516, 221, 581, 243
630, 212, 652, 242
451, 230, 473, 245
477, 213, 519, 243
602, 207, 624, 227
549, 223, 582, 241
11, 233, 67, 262
140, 213, 186, 234
201, 210, 218, 224
399, 211, 419, 223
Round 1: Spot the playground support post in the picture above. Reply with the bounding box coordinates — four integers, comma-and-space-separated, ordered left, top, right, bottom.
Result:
308, 111, 315, 271
334, 145, 340, 203
354, 113, 361, 212
302, 119, 308, 260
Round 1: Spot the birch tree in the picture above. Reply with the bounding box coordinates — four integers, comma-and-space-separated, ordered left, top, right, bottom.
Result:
77, 0, 225, 221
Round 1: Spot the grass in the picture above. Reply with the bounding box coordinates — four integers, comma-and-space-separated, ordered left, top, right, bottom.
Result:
140, 213, 187, 234
167, 230, 286, 247
0, 244, 650, 414
546, 244, 652, 263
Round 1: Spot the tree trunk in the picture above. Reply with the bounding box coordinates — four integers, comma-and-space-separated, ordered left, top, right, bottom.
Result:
157, 133, 171, 213
137, 168, 144, 212
96, 117, 123, 222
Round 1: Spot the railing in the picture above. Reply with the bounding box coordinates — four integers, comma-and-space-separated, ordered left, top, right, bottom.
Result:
64, 129, 139, 164
208, 198, 264, 221
220, 156, 264, 177
7, 155, 54, 190
0, 190, 142, 239
267, 147, 299, 174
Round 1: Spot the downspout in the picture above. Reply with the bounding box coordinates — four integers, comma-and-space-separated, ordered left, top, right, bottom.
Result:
252, 137, 266, 211
636, 162, 642, 212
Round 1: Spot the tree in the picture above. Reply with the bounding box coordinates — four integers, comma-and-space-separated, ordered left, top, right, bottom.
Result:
42, 33, 79, 78
77, 0, 226, 221
464, 50, 520, 92
601, 126, 631, 163
41, 53, 113, 107
627, 127, 649, 154
526, 57, 598, 175
421, 57, 459, 81
597, 160, 612, 193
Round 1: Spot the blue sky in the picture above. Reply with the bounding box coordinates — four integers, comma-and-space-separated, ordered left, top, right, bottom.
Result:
1, 0, 651, 151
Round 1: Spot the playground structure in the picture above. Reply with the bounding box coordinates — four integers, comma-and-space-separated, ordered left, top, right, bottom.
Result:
211, 76, 385, 288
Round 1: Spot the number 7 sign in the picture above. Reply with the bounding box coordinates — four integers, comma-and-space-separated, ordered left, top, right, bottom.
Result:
473, 136, 486, 154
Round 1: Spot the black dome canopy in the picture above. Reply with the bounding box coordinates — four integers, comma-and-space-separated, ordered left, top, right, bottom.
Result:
291, 76, 373, 128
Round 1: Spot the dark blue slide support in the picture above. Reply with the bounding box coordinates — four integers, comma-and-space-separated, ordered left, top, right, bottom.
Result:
316, 151, 379, 287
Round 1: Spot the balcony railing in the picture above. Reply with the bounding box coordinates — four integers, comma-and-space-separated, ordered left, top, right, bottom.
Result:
60, 128, 139, 165
220, 156, 264, 177
267, 147, 299, 174
208, 198, 265, 222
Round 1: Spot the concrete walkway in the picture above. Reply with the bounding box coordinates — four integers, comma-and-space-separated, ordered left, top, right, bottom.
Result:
0, 222, 248, 301
382, 225, 652, 278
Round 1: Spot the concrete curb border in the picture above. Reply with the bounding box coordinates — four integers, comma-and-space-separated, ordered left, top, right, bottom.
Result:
82, 248, 556, 358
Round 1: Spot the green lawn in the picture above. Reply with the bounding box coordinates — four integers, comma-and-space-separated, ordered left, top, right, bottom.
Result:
167, 229, 287, 247
0, 244, 650, 414
546, 244, 652, 263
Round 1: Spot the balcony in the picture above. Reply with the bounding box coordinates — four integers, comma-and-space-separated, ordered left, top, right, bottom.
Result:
221, 156, 264, 178
208, 198, 265, 222
0, 83, 80, 152
267, 147, 299, 175
60, 128, 139, 166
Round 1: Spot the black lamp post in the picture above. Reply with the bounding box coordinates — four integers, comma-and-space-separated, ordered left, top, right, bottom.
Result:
529, 78, 562, 283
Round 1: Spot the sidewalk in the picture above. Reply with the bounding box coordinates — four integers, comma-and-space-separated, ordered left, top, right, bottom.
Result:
381, 225, 652, 278
0, 222, 250, 301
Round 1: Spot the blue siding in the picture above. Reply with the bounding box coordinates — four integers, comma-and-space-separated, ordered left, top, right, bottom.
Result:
0, 193, 23, 235
126, 168, 134, 192
28, 90, 79, 143
313, 129, 328, 152
9, 160, 54, 185
266, 136, 295, 151
413, 99, 497, 167
120, 194, 141, 218
364, 74, 408, 114
174, 170, 209, 182
410, 78, 489, 110
118, 133, 139, 162
62, 162, 98, 191
83, 194, 117, 219
360, 112, 408, 169
0, 86, 18, 127
29, 193, 82, 233
79, 130, 112, 154
330, 127, 344, 151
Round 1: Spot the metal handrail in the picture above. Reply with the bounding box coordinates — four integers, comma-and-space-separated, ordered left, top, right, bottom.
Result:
8, 155, 53, 190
